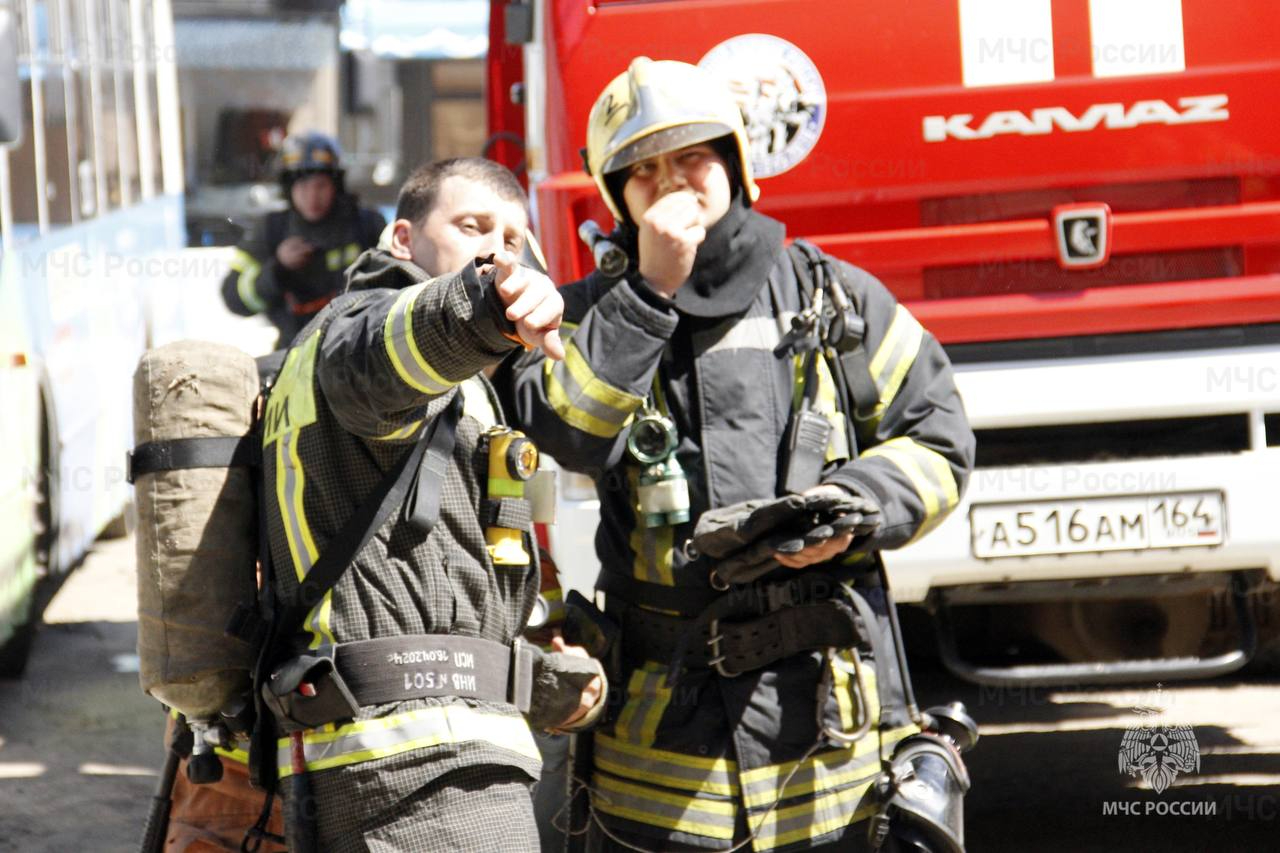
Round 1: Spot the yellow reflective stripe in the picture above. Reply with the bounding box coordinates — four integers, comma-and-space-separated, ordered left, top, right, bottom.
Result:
383, 282, 457, 396
746, 726, 922, 850
311, 591, 335, 650
231, 248, 266, 313
740, 738, 881, 809
344, 242, 360, 265
817, 354, 849, 462
627, 468, 674, 587
275, 432, 316, 582
541, 587, 567, 625
860, 437, 959, 538
832, 650, 856, 733
868, 305, 924, 420
268, 335, 328, 647
375, 420, 422, 441
544, 341, 642, 438
593, 773, 736, 840
325, 247, 342, 270
488, 478, 525, 498
215, 745, 250, 764
594, 734, 739, 797
276, 706, 538, 777
614, 664, 672, 748
748, 778, 880, 850
276, 429, 331, 647
881, 724, 920, 753
839, 549, 874, 568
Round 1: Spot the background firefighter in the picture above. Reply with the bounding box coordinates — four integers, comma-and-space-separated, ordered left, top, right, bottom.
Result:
254, 157, 603, 851
500, 59, 977, 851
220, 132, 386, 349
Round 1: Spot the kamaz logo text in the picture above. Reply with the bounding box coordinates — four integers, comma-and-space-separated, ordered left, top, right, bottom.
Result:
923, 95, 1229, 143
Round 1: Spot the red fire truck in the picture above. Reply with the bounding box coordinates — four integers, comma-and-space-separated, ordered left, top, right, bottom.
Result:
487, 0, 1280, 685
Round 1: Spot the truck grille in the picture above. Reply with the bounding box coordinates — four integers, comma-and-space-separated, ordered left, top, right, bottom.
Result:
920, 177, 1244, 299
974, 414, 1250, 468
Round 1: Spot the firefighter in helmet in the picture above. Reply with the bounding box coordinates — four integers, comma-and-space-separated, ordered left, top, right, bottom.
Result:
221, 131, 386, 348
502, 58, 978, 851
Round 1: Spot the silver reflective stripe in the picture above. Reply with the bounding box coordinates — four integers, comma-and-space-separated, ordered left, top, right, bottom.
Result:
614, 666, 669, 747
544, 341, 641, 438
594, 734, 739, 796
276, 705, 538, 776
749, 777, 880, 849
869, 305, 924, 414
546, 357, 634, 431
697, 315, 782, 355
279, 430, 328, 645
385, 283, 456, 396
280, 430, 313, 578
740, 746, 881, 809
593, 771, 737, 840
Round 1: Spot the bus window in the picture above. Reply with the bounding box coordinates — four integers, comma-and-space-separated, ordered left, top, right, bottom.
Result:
6, 0, 41, 234
105, 0, 140, 206
41, 0, 75, 225
0, 2, 20, 147
129, 0, 157, 200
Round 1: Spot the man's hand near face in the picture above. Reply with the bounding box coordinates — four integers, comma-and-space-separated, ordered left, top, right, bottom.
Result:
492, 251, 566, 361
637, 190, 706, 296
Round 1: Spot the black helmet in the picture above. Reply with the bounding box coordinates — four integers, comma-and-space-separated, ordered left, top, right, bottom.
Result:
279, 131, 345, 193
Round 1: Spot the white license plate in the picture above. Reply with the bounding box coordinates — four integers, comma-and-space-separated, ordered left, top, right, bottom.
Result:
970, 491, 1226, 559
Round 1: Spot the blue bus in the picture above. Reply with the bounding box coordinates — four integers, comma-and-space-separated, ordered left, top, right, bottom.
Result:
0, 0, 185, 674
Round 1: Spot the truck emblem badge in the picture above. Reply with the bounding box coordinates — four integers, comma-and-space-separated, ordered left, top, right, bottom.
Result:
1053, 202, 1113, 269
699, 34, 826, 179
1118, 697, 1199, 794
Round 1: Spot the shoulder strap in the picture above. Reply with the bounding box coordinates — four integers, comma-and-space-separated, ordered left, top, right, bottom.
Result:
788, 240, 879, 427
276, 392, 463, 634
786, 240, 820, 310
126, 436, 259, 484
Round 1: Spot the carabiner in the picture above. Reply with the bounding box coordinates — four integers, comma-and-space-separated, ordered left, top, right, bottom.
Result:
817, 647, 871, 746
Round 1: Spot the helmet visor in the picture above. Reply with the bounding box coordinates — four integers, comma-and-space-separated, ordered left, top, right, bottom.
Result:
601, 122, 736, 177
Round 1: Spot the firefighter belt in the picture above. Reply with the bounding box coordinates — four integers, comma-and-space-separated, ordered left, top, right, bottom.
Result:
622, 573, 884, 680
264, 635, 536, 732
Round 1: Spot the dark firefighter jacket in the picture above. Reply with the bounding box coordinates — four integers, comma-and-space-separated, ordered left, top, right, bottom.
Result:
260, 248, 545, 840
223, 198, 385, 346
505, 220, 975, 851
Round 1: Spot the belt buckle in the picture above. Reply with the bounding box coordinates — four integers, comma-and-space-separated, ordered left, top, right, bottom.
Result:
706, 618, 743, 678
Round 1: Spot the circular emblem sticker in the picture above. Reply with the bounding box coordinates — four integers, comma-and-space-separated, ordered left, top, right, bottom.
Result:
699, 34, 827, 179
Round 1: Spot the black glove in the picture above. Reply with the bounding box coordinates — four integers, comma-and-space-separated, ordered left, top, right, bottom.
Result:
526, 650, 607, 733
693, 492, 866, 559
692, 492, 882, 586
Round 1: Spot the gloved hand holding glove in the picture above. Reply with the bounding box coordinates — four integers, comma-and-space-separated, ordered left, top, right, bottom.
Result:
691, 487, 881, 586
